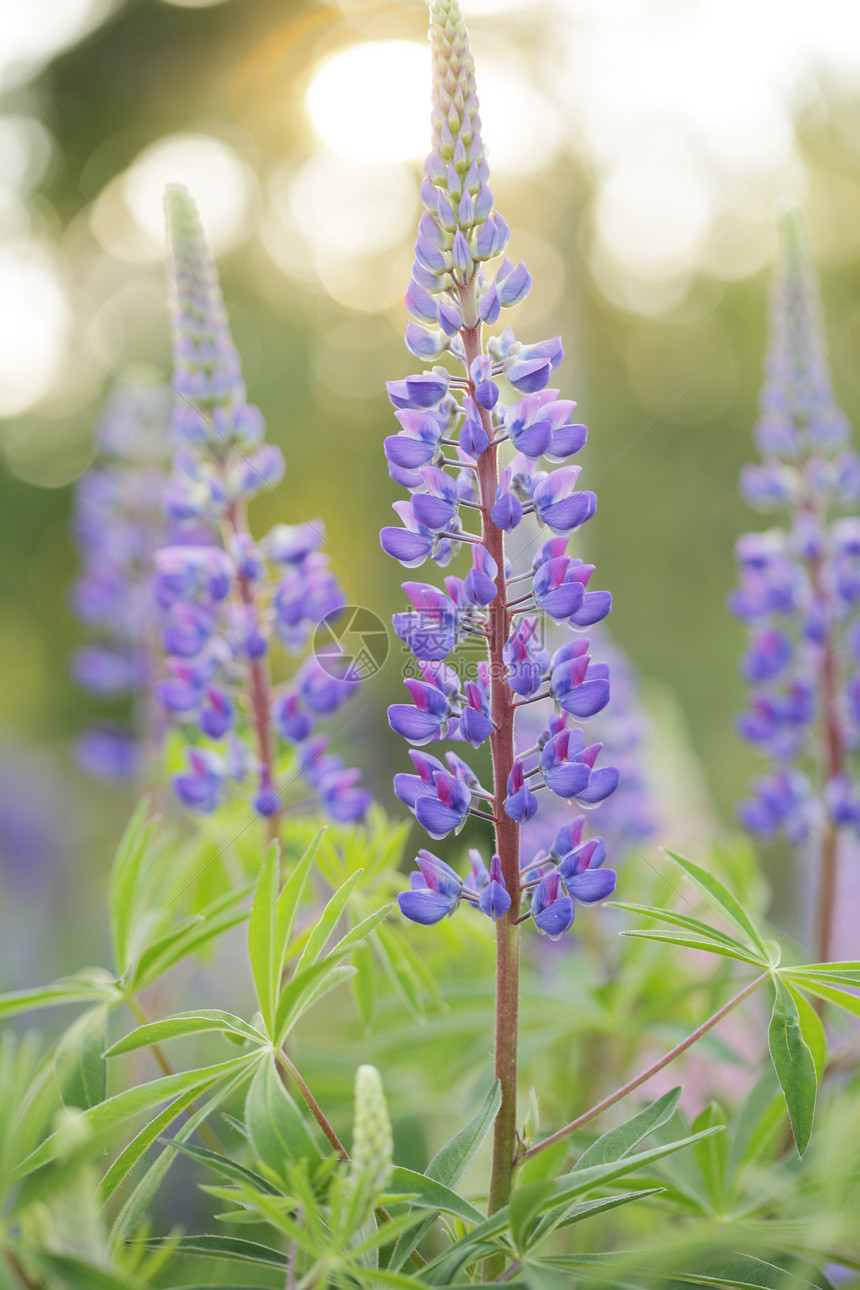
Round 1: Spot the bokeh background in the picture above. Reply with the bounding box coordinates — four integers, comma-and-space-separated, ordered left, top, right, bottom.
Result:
2, 0, 860, 980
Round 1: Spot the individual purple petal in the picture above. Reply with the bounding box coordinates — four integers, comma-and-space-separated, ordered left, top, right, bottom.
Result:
566, 867, 616, 904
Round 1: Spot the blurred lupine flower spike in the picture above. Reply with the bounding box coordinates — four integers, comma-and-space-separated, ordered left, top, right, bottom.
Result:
384, 0, 618, 941
159, 184, 370, 827
71, 381, 190, 781
731, 209, 860, 957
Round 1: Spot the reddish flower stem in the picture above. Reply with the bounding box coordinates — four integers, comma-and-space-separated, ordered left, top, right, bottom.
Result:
803, 498, 843, 965
460, 323, 521, 1226
225, 500, 282, 847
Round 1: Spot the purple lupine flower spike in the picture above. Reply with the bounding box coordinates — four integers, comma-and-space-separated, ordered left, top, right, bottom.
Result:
71, 381, 202, 780
384, 0, 617, 941
160, 185, 370, 828
732, 209, 860, 960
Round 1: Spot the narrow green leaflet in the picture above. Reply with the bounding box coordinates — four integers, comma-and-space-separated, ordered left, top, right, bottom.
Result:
105, 1009, 267, 1057
665, 851, 772, 959
108, 799, 160, 976
420, 1127, 725, 1284
0, 970, 117, 1021
768, 976, 817, 1156
167, 1139, 281, 1194
510, 1182, 561, 1254
620, 929, 765, 966
15, 1056, 254, 1180
389, 1080, 502, 1271
54, 1003, 108, 1110
246, 1054, 324, 1180
612, 903, 757, 958
785, 983, 826, 1080
427, 1079, 502, 1185
294, 870, 363, 975
99, 1079, 220, 1201
109, 1068, 250, 1249
574, 1087, 682, 1172
388, 1166, 486, 1226
785, 976, 860, 1018
26, 1252, 147, 1290
691, 1103, 729, 1209
248, 833, 322, 1037
144, 1233, 288, 1268
129, 890, 250, 991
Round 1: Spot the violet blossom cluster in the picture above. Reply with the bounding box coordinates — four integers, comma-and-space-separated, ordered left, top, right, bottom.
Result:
383, 0, 618, 939
71, 382, 187, 781
519, 631, 659, 866
732, 212, 860, 842
159, 184, 370, 824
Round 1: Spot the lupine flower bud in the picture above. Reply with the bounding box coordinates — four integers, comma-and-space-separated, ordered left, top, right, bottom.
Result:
733, 211, 860, 846
348, 1065, 393, 1203
160, 186, 370, 825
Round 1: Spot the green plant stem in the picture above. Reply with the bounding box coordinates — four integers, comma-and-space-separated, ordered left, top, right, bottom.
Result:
518, 972, 770, 1164
275, 1049, 427, 1268
126, 995, 222, 1152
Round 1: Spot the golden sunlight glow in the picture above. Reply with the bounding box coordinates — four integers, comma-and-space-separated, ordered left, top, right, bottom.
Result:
306, 42, 430, 164
123, 133, 253, 253
0, 244, 69, 417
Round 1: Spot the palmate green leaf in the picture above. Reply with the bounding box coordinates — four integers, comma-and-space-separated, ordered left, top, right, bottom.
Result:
54, 1003, 108, 1111
420, 1127, 725, 1284
389, 1080, 501, 1271
574, 1087, 682, 1172
15, 1056, 254, 1180
768, 976, 817, 1157
665, 851, 773, 959
105, 1009, 267, 1057
248, 832, 322, 1038
619, 928, 765, 966
246, 1055, 324, 1180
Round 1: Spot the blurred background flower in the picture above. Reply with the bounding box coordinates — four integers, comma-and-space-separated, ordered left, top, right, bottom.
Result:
1, 0, 859, 945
